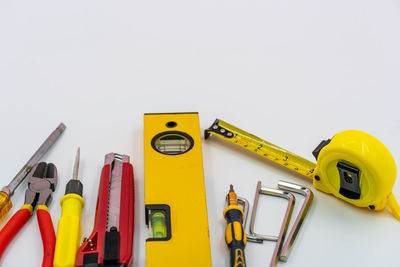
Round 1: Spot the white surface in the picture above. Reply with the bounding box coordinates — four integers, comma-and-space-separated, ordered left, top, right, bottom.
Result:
0, 1, 399, 266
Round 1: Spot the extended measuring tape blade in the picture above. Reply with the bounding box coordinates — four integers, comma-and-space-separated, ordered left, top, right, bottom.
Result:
205, 119, 316, 179
205, 118, 400, 221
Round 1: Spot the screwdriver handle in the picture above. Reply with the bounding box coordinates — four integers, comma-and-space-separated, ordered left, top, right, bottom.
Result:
224, 206, 247, 267
53, 193, 84, 267
0, 192, 12, 222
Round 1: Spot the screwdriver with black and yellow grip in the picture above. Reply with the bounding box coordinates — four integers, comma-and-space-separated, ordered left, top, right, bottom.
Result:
53, 148, 84, 267
224, 185, 247, 267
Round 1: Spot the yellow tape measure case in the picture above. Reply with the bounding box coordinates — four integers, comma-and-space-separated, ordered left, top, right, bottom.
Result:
144, 113, 212, 267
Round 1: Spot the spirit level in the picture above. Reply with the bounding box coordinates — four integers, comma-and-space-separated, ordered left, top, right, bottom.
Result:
144, 112, 212, 267
205, 119, 400, 220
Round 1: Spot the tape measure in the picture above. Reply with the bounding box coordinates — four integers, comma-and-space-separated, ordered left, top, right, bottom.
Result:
205, 119, 400, 221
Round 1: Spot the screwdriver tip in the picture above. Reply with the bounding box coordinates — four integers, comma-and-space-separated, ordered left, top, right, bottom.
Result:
229, 184, 234, 193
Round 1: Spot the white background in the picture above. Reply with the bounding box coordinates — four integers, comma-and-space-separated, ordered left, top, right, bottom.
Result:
1, 1, 399, 266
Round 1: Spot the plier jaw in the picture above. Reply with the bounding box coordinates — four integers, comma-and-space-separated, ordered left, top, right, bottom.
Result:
24, 162, 57, 208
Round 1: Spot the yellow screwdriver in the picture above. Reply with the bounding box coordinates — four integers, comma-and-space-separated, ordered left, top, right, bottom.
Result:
0, 123, 66, 222
54, 148, 84, 267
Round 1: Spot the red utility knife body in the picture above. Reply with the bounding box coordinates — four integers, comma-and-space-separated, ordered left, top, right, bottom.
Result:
76, 153, 134, 267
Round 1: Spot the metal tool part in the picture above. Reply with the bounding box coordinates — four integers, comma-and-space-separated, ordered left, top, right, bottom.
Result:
2, 123, 65, 196
277, 181, 313, 262
239, 181, 313, 265
237, 197, 262, 244
237, 197, 249, 227
248, 182, 294, 243
73, 147, 80, 180
25, 162, 57, 207
246, 182, 295, 267
106, 153, 125, 232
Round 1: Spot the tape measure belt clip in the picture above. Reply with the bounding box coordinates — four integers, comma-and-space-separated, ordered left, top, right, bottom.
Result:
336, 162, 361, 199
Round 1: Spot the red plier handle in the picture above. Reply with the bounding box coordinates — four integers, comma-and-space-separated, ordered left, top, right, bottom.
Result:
0, 204, 55, 267
0, 205, 33, 258
37, 205, 56, 267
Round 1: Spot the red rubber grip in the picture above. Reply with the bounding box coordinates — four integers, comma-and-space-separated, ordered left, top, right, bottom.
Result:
0, 208, 32, 259
37, 208, 56, 267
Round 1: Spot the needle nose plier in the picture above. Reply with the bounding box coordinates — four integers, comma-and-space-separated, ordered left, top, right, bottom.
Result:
0, 162, 57, 267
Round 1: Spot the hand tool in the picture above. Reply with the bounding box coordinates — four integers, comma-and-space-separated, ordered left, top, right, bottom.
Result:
54, 148, 84, 267
243, 181, 295, 267
0, 122, 66, 222
251, 182, 294, 267
277, 181, 313, 262
239, 181, 313, 266
0, 162, 57, 267
76, 153, 134, 267
205, 119, 400, 220
224, 185, 247, 267
144, 112, 212, 267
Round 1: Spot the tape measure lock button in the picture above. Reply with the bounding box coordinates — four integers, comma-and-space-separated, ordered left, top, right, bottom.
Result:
312, 139, 331, 160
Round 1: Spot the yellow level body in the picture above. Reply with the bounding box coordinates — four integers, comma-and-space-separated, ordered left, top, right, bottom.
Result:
205, 119, 400, 220
144, 113, 212, 267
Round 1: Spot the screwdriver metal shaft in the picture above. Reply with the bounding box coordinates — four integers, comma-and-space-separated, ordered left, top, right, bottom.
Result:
73, 147, 80, 180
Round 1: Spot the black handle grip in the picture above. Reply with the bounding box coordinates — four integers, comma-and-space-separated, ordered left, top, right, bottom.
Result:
225, 208, 246, 267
